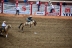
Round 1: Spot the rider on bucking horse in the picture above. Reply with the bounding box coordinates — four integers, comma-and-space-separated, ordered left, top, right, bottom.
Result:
26, 16, 33, 22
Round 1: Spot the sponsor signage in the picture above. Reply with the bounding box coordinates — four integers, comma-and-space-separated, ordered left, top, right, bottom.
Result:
36, 12, 45, 15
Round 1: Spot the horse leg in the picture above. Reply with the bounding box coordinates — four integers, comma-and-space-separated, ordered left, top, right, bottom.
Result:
18, 23, 23, 29
30, 24, 31, 27
21, 26, 24, 31
6, 34, 8, 38
5, 32, 8, 38
1, 32, 3, 35
34, 21, 37, 26
0, 30, 3, 35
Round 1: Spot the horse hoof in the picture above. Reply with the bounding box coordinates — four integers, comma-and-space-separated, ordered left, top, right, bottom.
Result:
1, 33, 3, 35
6, 35, 8, 38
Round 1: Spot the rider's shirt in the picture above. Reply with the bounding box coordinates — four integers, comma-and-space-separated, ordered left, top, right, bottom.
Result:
2, 22, 6, 27
28, 17, 32, 20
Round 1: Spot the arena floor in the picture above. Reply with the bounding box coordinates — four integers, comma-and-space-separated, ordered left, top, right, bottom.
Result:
0, 14, 72, 48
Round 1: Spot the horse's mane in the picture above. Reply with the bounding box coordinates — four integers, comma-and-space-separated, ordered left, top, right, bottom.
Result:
5, 25, 8, 29
5, 24, 11, 29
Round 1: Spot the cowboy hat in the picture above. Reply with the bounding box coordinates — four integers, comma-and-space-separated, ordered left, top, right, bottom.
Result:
3, 21, 6, 23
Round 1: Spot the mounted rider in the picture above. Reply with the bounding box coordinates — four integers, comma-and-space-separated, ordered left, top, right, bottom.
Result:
1, 21, 7, 32
26, 16, 33, 22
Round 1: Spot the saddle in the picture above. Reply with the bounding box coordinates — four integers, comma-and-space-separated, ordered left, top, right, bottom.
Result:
26, 21, 32, 24
0, 27, 6, 32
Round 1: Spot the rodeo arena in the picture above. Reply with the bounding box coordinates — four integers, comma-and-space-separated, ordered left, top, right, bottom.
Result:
0, 0, 72, 48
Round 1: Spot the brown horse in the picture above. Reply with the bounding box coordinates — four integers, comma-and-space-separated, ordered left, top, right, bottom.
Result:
18, 20, 37, 31
0, 24, 11, 38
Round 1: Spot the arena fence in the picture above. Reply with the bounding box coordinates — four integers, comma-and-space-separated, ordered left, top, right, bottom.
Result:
0, 0, 72, 16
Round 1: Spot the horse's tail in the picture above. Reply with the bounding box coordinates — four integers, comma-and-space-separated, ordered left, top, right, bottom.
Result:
34, 20, 37, 26
18, 23, 23, 29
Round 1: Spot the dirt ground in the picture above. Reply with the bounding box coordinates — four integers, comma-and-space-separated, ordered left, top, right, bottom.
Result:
0, 14, 72, 48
